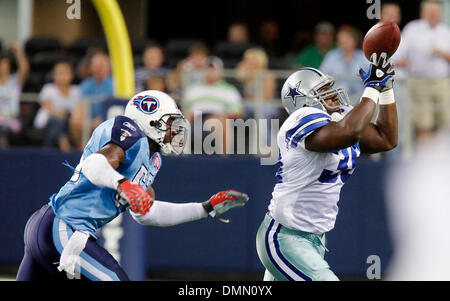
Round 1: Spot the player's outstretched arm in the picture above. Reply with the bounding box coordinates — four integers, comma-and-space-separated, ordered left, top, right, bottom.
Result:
130, 190, 249, 226
306, 52, 395, 153
359, 83, 398, 154
357, 52, 398, 153
81, 143, 152, 215
305, 95, 377, 152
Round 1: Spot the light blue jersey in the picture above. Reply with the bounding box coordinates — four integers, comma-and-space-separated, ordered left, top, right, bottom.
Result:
49, 115, 162, 236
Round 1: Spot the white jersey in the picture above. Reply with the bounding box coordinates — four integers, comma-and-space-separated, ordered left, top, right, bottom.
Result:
268, 106, 360, 234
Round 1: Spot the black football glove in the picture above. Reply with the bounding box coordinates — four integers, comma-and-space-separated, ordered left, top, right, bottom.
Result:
359, 52, 395, 92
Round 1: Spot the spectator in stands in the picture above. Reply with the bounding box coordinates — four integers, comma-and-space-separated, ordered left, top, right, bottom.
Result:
393, 0, 450, 144
236, 47, 278, 146
227, 21, 250, 44
284, 30, 314, 66
0, 42, 29, 147
380, 1, 402, 25
145, 75, 167, 93
134, 43, 168, 93
236, 48, 277, 118
76, 46, 106, 81
182, 56, 243, 153
258, 20, 281, 58
380, 2, 408, 157
182, 56, 242, 120
34, 61, 80, 151
294, 22, 336, 69
166, 43, 210, 101
319, 25, 368, 103
70, 52, 113, 149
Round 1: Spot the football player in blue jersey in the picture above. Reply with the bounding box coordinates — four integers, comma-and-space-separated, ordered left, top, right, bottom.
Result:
255, 53, 398, 281
16, 90, 249, 281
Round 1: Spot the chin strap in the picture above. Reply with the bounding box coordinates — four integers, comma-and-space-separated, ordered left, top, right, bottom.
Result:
331, 112, 344, 122
159, 143, 172, 155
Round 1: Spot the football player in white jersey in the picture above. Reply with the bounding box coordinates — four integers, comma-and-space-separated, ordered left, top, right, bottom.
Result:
255, 52, 398, 281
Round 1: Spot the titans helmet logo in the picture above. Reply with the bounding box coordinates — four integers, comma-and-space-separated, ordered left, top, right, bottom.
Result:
132, 95, 160, 114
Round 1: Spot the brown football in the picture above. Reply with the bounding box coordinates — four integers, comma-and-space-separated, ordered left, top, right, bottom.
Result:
363, 21, 401, 60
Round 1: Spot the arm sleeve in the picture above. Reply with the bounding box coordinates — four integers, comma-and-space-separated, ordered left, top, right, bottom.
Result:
81, 153, 124, 189
129, 201, 208, 227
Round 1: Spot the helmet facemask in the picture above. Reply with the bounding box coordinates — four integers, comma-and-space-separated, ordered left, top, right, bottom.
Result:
307, 76, 350, 112
151, 114, 189, 155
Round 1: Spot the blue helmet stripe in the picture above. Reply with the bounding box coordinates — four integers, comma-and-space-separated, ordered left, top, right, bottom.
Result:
301, 67, 323, 77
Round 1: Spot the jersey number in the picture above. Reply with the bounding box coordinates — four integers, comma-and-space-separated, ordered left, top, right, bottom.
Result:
318, 146, 358, 184
132, 165, 149, 186
275, 148, 283, 184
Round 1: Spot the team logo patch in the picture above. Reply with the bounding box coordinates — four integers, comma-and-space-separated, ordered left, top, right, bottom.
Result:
120, 129, 132, 141
132, 95, 160, 115
153, 153, 161, 170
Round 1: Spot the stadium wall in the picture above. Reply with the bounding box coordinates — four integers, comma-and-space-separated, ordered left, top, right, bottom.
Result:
0, 149, 393, 280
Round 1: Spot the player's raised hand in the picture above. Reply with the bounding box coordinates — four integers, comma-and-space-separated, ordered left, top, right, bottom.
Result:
359, 52, 395, 92
202, 190, 249, 223
117, 179, 152, 215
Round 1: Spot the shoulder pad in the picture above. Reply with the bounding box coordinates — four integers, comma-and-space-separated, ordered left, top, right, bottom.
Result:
109, 116, 146, 151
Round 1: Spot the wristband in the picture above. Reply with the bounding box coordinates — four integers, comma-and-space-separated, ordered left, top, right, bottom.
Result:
379, 89, 395, 105
361, 87, 380, 104
202, 200, 214, 213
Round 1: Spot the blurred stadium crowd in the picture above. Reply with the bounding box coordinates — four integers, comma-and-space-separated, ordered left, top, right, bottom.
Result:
0, 0, 448, 155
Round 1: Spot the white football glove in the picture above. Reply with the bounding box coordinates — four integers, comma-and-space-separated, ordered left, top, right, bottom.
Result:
57, 230, 89, 279
202, 190, 249, 223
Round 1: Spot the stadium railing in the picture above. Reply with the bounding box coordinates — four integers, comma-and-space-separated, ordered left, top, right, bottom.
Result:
17, 72, 450, 159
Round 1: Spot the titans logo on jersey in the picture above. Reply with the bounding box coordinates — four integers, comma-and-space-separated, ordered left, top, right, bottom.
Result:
49, 115, 161, 237
269, 106, 360, 234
